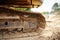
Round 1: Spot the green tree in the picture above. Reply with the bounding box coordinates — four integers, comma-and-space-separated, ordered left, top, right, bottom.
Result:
52, 3, 58, 10
42, 12, 49, 14
52, 3, 60, 15
15, 8, 31, 11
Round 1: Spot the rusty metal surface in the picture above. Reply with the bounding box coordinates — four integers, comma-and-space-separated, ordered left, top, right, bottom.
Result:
0, 7, 46, 33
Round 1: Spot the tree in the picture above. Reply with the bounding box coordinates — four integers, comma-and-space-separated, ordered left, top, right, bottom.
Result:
52, 3, 58, 10
52, 3, 60, 15
15, 8, 31, 11
42, 12, 49, 14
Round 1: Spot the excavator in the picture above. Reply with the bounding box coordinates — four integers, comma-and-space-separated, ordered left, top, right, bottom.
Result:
0, 0, 46, 39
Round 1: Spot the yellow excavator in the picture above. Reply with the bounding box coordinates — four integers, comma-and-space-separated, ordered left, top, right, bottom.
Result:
0, 0, 42, 8
0, 0, 46, 39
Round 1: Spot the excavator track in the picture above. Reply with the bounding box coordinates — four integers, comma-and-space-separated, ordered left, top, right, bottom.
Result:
0, 7, 46, 40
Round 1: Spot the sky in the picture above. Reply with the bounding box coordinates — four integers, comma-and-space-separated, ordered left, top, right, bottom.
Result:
31, 0, 60, 12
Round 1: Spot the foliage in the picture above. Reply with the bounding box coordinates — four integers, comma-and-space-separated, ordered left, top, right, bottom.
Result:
42, 12, 49, 14
52, 2, 60, 14
15, 8, 31, 11
52, 3, 58, 10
